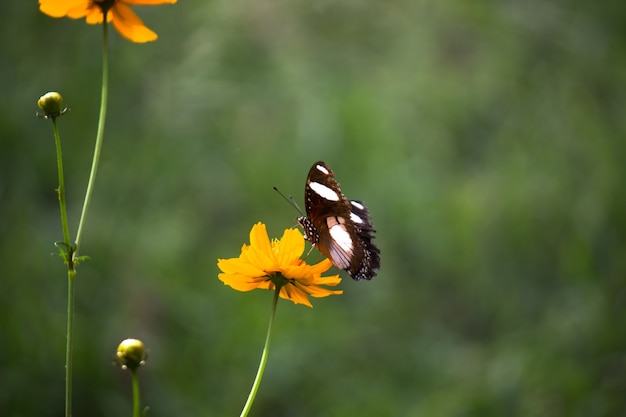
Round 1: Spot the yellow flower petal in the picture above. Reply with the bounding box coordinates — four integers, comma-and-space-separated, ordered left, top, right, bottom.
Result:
275, 228, 305, 266
110, 2, 157, 43
314, 274, 343, 286
124, 0, 177, 4
217, 257, 265, 277
68, 2, 96, 19
242, 244, 277, 272
281, 264, 315, 284
39, 0, 88, 18
219, 271, 268, 289
84, 6, 111, 24
255, 281, 274, 291
309, 258, 335, 275
302, 281, 343, 297
245, 223, 278, 269
280, 285, 313, 308
249, 223, 274, 257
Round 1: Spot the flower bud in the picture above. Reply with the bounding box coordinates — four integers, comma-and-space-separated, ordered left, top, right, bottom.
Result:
116, 338, 146, 370
37, 92, 65, 118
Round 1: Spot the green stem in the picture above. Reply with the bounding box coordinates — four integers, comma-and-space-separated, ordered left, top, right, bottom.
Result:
52, 118, 72, 252
239, 286, 281, 417
65, 270, 76, 417
74, 17, 109, 256
50, 106, 76, 417
131, 369, 141, 417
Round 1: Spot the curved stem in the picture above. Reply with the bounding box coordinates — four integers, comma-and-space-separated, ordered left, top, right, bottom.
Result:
64, 16, 110, 417
74, 17, 109, 255
239, 286, 281, 417
131, 369, 141, 417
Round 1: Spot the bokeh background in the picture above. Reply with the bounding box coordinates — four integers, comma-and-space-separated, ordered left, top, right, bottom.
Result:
2, 1, 625, 416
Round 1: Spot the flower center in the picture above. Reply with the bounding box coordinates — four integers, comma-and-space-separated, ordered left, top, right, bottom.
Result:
270, 273, 290, 289
93, 0, 116, 14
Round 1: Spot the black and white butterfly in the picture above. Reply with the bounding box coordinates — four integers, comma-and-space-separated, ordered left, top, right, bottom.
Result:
297, 161, 380, 280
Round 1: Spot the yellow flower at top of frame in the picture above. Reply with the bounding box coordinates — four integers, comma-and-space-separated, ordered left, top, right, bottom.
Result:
218, 223, 343, 308
39, 0, 177, 43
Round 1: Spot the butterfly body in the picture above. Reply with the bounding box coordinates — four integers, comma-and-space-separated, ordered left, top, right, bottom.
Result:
297, 161, 380, 280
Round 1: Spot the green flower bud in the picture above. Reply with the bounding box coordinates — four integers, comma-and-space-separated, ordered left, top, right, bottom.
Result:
37, 92, 66, 119
116, 338, 146, 371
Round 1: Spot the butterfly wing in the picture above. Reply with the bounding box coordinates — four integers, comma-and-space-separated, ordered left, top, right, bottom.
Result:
347, 200, 380, 280
298, 161, 380, 280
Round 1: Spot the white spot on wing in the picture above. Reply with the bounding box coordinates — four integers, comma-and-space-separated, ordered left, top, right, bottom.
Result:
329, 223, 353, 253
310, 181, 340, 201
350, 201, 364, 210
350, 212, 364, 224
315, 164, 330, 175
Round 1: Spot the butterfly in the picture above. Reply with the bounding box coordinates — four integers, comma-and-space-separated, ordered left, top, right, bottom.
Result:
297, 161, 380, 280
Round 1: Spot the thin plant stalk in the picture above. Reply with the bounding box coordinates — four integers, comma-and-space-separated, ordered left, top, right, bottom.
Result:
52, 118, 72, 250
65, 270, 76, 417
51, 115, 77, 417
74, 16, 109, 256
239, 285, 281, 417
132, 370, 141, 417
64, 16, 110, 417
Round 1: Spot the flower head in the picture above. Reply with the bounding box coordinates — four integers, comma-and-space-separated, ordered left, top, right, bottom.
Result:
37, 91, 68, 119
115, 338, 146, 370
39, 0, 177, 43
218, 223, 343, 307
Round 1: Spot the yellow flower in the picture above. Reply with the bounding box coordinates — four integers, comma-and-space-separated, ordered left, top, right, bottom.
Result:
218, 223, 343, 308
39, 0, 177, 43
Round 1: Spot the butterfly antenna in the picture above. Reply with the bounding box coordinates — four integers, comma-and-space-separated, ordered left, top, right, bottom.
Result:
273, 186, 305, 216
303, 244, 316, 260
297, 244, 321, 266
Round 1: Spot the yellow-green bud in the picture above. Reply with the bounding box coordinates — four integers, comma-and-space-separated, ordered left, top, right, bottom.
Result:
37, 92, 65, 117
116, 338, 146, 371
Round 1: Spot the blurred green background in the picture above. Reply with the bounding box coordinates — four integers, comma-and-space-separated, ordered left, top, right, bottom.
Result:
2, 1, 625, 416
